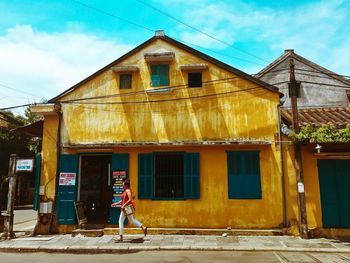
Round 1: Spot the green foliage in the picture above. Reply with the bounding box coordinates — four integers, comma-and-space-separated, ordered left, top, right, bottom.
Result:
0, 108, 42, 183
289, 124, 350, 143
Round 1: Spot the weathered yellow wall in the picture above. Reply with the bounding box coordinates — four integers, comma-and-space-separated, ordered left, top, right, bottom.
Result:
302, 145, 350, 237
281, 135, 298, 224
302, 144, 322, 228
126, 145, 283, 228
36, 114, 59, 234
282, 139, 322, 228
39, 37, 285, 231
283, 141, 329, 229
58, 39, 279, 145
41, 115, 58, 200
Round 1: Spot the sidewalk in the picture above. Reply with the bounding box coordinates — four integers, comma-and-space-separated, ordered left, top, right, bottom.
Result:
0, 233, 350, 254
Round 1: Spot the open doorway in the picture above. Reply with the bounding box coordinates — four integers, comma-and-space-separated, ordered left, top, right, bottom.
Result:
79, 155, 112, 224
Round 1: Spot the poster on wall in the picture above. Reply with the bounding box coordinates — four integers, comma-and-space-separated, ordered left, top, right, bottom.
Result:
59, 172, 76, 186
111, 170, 127, 207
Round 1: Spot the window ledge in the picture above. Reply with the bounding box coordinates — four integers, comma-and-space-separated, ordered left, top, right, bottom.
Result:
111, 65, 139, 73
146, 87, 174, 94
144, 52, 175, 62
180, 64, 208, 71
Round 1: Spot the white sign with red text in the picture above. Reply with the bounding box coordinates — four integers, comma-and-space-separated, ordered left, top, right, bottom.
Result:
59, 173, 76, 186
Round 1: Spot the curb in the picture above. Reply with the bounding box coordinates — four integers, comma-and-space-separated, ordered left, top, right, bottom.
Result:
1, 246, 350, 254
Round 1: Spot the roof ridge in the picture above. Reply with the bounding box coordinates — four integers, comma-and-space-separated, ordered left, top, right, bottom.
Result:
49, 34, 282, 102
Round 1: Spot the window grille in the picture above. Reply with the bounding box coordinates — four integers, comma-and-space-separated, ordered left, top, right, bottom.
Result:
155, 153, 184, 198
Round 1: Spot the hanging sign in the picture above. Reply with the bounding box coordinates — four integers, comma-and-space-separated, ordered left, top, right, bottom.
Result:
59, 172, 76, 186
16, 159, 34, 172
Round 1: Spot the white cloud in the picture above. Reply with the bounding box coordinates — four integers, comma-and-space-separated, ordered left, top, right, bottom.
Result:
0, 25, 133, 111
169, 0, 350, 75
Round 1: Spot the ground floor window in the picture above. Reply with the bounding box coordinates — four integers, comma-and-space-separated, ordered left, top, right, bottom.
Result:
155, 153, 184, 198
138, 152, 199, 200
227, 151, 262, 199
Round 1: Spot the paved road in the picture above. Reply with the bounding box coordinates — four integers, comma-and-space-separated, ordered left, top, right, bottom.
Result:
1, 206, 37, 233
0, 251, 350, 263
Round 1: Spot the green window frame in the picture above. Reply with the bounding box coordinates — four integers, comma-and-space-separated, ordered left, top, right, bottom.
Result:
227, 151, 262, 199
150, 64, 169, 86
138, 152, 200, 200
120, 74, 132, 89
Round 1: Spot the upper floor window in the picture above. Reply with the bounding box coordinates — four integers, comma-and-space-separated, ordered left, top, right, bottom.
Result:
151, 64, 169, 87
188, 72, 202, 88
120, 74, 132, 89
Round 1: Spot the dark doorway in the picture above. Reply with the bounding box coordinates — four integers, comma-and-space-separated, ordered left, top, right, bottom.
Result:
79, 155, 112, 223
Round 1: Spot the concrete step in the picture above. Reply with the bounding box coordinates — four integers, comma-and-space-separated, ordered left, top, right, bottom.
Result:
72, 227, 283, 237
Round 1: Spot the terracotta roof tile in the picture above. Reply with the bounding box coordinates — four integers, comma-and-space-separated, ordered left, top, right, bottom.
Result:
282, 107, 350, 127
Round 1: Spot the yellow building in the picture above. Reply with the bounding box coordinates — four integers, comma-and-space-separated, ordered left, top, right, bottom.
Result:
32, 31, 285, 234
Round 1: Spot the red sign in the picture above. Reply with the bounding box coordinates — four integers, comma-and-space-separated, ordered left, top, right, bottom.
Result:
113, 170, 126, 177
59, 173, 76, 186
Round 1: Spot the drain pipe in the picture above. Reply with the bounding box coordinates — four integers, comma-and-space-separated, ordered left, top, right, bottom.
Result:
277, 103, 287, 227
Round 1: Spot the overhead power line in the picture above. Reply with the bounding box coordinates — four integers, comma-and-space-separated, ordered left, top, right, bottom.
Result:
135, 0, 270, 63
0, 103, 36, 111
71, 0, 155, 32
0, 83, 41, 99
262, 68, 350, 80
61, 76, 247, 103
173, 37, 266, 67
295, 68, 350, 79
70, 0, 269, 66
64, 86, 264, 105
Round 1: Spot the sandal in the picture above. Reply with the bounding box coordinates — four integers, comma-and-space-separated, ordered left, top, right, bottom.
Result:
113, 236, 123, 242
142, 226, 148, 237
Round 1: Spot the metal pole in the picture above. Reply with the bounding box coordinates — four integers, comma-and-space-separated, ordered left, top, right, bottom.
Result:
289, 58, 309, 238
1, 154, 17, 240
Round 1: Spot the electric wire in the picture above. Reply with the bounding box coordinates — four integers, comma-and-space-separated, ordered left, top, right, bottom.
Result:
0, 83, 41, 99
60, 76, 253, 103
71, 0, 155, 32
259, 68, 350, 80
71, 0, 268, 67
64, 87, 263, 105
171, 37, 266, 67
134, 0, 270, 63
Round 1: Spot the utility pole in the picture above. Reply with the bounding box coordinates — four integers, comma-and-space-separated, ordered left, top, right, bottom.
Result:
289, 58, 308, 239
1, 154, 17, 240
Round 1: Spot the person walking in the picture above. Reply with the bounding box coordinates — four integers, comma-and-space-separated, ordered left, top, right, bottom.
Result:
111, 179, 147, 242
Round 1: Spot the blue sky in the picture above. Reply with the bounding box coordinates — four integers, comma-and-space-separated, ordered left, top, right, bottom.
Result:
0, 0, 349, 114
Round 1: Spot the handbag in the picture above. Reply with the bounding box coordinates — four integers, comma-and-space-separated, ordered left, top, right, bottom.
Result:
123, 205, 135, 216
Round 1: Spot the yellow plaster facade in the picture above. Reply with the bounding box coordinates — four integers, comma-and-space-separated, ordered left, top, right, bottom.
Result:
34, 36, 286, 233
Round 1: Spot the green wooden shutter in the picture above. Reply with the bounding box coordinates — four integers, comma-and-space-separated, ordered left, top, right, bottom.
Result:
138, 153, 154, 199
33, 153, 41, 211
184, 152, 200, 199
318, 160, 340, 227
112, 153, 129, 173
159, 64, 169, 86
110, 153, 129, 224
227, 151, 262, 199
151, 65, 160, 86
57, 154, 79, 225
336, 160, 350, 227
